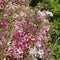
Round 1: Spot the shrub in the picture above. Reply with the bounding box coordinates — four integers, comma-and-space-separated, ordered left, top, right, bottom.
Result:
0, 0, 53, 60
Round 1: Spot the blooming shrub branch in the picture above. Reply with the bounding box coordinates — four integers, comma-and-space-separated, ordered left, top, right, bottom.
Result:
0, 0, 53, 60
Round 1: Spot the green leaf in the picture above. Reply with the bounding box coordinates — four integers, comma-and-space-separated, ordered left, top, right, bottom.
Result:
0, 12, 3, 21
7, 23, 13, 31
31, 56, 37, 60
0, 28, 3, 33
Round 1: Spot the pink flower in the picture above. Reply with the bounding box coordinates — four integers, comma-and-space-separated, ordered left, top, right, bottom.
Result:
27, 54, 32, 59
3, 13, 8, 17
0, 0, 4, 3
6, 2, 18, 10
37, 33, 43, 41
0, 1, 52, 59
47, 48, 51, 52
37, 10, 42, 16
0, 21, 6, 28
26, 22, 37, 31
20, 11, 26, 17
24, 34, 29, 41
16, 54, 23, 59
44, 33, 50, 40
44, 50, 49, 57
43, 19, 49, 24
36, 16, 42, 22
0, 4, 4, 9
2, 30, 9, 37
29, 14, 33, 18
21, 0, 25, 2
36, 41, 41, 47
44, 48, 51, 57
37, 10, 46, 16
1, 36, 6, 44
13, 13, 19, 18
41, 26, 50, 34
13, 31, 21, 40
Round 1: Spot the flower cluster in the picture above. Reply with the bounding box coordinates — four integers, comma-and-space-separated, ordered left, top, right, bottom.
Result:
0, 0, 53, 60
0, 0, 4, 9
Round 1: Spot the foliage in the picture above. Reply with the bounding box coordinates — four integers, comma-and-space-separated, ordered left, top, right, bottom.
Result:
0, 0, 53, 60
30, 0, 60, 60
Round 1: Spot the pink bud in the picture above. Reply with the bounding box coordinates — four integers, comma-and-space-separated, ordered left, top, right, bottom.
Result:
0, 0, 4, 3
47, 48, 51, 52
0, 21, 6, 28
36, 17, 42, 22
0, 4, 4, 9
21, 0, 25, 3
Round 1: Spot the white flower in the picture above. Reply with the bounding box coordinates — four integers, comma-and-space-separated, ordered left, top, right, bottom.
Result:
36, 42, 41, 47
13, 13, 19, 18
3, 13, 8, 17
38, 49, 44, 55
46, 11, 53, 16
42, 11, 46, 16
17, 48, 23, 54
7, 41, 11, 45
37, 49, 44, 58
43, 19, 49, 24
37, 10, 46, 16
20, 11, 26, 17
29, 47, 37, 55
3, 58, 6, 60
